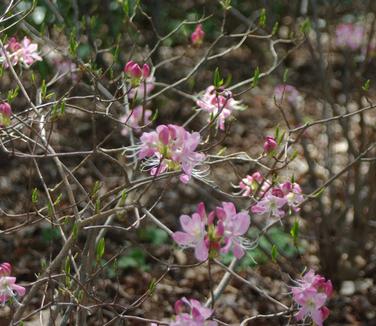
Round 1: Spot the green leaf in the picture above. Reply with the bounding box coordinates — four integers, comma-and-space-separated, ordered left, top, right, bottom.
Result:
251, 66, 260, 88
72, 223, 78, 239
92, 181, 101, 198
213, 67, 224, 88
220, 0, 232, 10
96, 238, 105, 261
95, 198, 101, 213
362, 79, 371, 92
54, 193, 62, 206
47, 202, 53, 217
119, 190, 127, 207
123, 0, 129, 16
290, 149, 298, 161
216, 147, 227, 156
32, 188, 39, 204
300, 18, 311, 34
64, 256, 71, 287
283, 69, 289, 83
148, 278, 157, 294
7, 86, 19, 102
290, 219, 299, 243
272, 21, 279, 36
271, 244, 278, 263
259, 8, 266, 28
151, 109, 158, 122
69, 28, 79, 56
41, 79, 47, 99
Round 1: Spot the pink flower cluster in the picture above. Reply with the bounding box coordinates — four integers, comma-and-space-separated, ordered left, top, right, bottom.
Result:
292, 270, 333, 326
335, 23, 364, 51
274, 84, 300, 107
196, 86, 244, 130
152, 297, 216, 326
251, 179, 304, 218
1, 36, 42, 68
0, 102, 12, 128
120, 106, 152, 136
138, 124, 205, 183
191, 24, 205, 46
0, 262, 25, 305
172, 202, 250, 261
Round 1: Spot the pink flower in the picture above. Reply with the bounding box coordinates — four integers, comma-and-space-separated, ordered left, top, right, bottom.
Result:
191, 24, 205, 46
196, 86, 244, 130
138, 124, 205, 183
20, 37, 43, 66
172, 202, 251, 261
335, 23, 364, 51
280, 181, 304, 212
1, 36, 42, 68
0, 102, 12, 127
172, 205, 208, 261
216, 202, 250, 258
120, 106, 152, 136
263, 136, 277, 153
239, 172, 266, 197
292, 270, 332, 326
165, 297, 217, 326
0, 262, 26, 304
251, 192, 288, 218
274, 84, 300, 107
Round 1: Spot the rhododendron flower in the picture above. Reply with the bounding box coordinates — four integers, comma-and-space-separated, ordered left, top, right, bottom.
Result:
292, 270, 332, 326
274, 84, 300, 107
1, 36, 42, 68
155, 297, 217, 326
0, 262, 26, 305
280, 181, 304, 212
263, 136, 277, 153
335, 23, 364, 51
191, 24, 205, 46
172, 202, 251, 261
138, 124, 205, 183
120, 106, 152, 136
196, 86, 244, 130
238, 172, 267, 197
251, 192, 287, 218
172, 205, 208, 261
0, 102, 12, 127
216, 202, 251, 258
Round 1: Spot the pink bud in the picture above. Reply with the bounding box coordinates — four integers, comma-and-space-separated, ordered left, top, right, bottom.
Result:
263, 136, 277, 153
142, 64, 150, 78
0, 102, 12, 117
8, 37, 21, 52
130, 63, 142, 78
158, 125, 170, 145
0, 262, 11, 276
124, 60, 135, 74
191, 24, 205, 45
